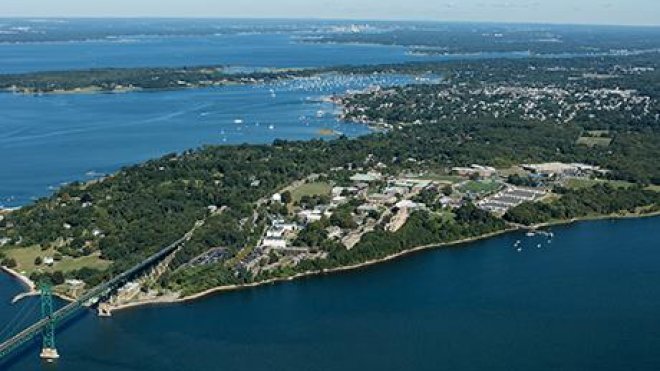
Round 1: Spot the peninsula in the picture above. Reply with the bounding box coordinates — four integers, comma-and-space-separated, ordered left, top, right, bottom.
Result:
1, 52, 659, 310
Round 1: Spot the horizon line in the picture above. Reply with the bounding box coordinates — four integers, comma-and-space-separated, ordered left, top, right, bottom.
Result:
1, 16, 659, 28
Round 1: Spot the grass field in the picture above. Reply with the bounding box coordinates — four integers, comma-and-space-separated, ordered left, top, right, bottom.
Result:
565, 178, 635, 190
290, 181, 332, 203
4, 246, 111, 275
576, 136, 612, 147
646, 185, 660, 192
459, 180, 502, 194
566, 178, 660, 193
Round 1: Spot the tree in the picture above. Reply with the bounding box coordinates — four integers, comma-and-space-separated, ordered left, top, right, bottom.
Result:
442, 185, 453, 196
2, 258, 17, 269
52, 271, 65, 285
34, 256, 43, 266
280, 191, 292, 204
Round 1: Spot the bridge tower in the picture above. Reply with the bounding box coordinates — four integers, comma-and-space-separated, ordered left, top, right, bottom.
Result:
39, 282, 60, 361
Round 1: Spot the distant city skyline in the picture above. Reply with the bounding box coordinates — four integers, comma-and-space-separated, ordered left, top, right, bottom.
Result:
1, 0, 659, 27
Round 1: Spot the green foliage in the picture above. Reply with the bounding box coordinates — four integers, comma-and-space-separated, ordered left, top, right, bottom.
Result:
504, 184, 660, 225
2, 257, 17, 268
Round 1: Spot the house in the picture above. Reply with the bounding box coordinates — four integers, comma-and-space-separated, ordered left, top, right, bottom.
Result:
452, 164, 497, 177
272, 221, 299, 233
266, 227, 284, 238
262, 237, 287, 249
367, 193, 397, 205
43, 257, 55, 266
383, 186, 409, 196
395, 200, 426, 211
271, 193, 282, 203
350, 172, 382, 183
326, 226, 342, 240
298, 209, 324, 223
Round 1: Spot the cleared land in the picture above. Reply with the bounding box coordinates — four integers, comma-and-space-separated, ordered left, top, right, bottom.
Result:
577, 136, 613, 147
291, 182, 332, 203
565, 178, 634, 190
458, 180, 502, 194
4, 246, 111, 275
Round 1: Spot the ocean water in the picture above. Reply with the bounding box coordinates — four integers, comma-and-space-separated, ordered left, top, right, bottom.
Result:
2, 217, 660, 370
1, 73, 429, 207
0, 32, 425, 74
2, 19, 660, 371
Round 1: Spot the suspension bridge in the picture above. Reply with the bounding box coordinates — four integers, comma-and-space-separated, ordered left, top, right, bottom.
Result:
0, 223, 200, 363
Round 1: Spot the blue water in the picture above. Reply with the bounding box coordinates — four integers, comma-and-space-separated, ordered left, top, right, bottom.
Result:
1, 73, 431, 207
2, 217, 660, 370
0, 33, 427, 74
2, 19, 660, 370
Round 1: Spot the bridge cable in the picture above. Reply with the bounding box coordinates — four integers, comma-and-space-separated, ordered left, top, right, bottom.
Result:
0, 298, 40, 343
0, 299, 33, 340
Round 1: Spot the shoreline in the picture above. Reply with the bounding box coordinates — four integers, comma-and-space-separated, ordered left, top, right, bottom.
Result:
111, 211, 660, 312
527, 209, 660, 230
2, 212, 659, 313
170, 228, 517, 304
0, 266, 36, 293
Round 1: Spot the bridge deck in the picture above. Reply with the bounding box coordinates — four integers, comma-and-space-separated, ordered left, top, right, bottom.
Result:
0, 229, 194, 360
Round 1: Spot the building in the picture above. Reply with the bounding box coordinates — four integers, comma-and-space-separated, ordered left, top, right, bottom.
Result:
452, 164, 497, 178
395, 200, 426, 211
262, 237, 287, 249
521, 162, 607, 177
298, 209, 324, 223
272, 221, 299, 233
266, 228, 284, 238
350, 172, 382, 183
367, 193, 397, 205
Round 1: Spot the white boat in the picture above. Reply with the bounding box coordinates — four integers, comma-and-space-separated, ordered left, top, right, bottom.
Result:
517, 247, 522, 252
233, 119, 244, 124
526, 231, 535, 237
537, 244, 542, 248
268, 124, 275, 130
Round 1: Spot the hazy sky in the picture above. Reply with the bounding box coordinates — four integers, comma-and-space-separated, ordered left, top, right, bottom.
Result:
1, 0, 659, 26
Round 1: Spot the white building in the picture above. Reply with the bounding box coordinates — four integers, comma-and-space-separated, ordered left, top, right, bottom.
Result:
262, 237, 287, 249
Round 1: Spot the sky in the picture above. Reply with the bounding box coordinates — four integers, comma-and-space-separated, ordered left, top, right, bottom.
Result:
1, 0, 659, 26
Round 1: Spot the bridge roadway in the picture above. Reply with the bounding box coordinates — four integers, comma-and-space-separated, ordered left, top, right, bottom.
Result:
0, 226, 198, 360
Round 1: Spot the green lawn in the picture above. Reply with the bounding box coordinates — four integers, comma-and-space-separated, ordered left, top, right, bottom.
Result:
4, 246, 111, 275
290, 181, 332, 203
647, 185, 660, 192
565, 178, 637, 190
459, 180, 502, 194
577, 136, 612, 147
